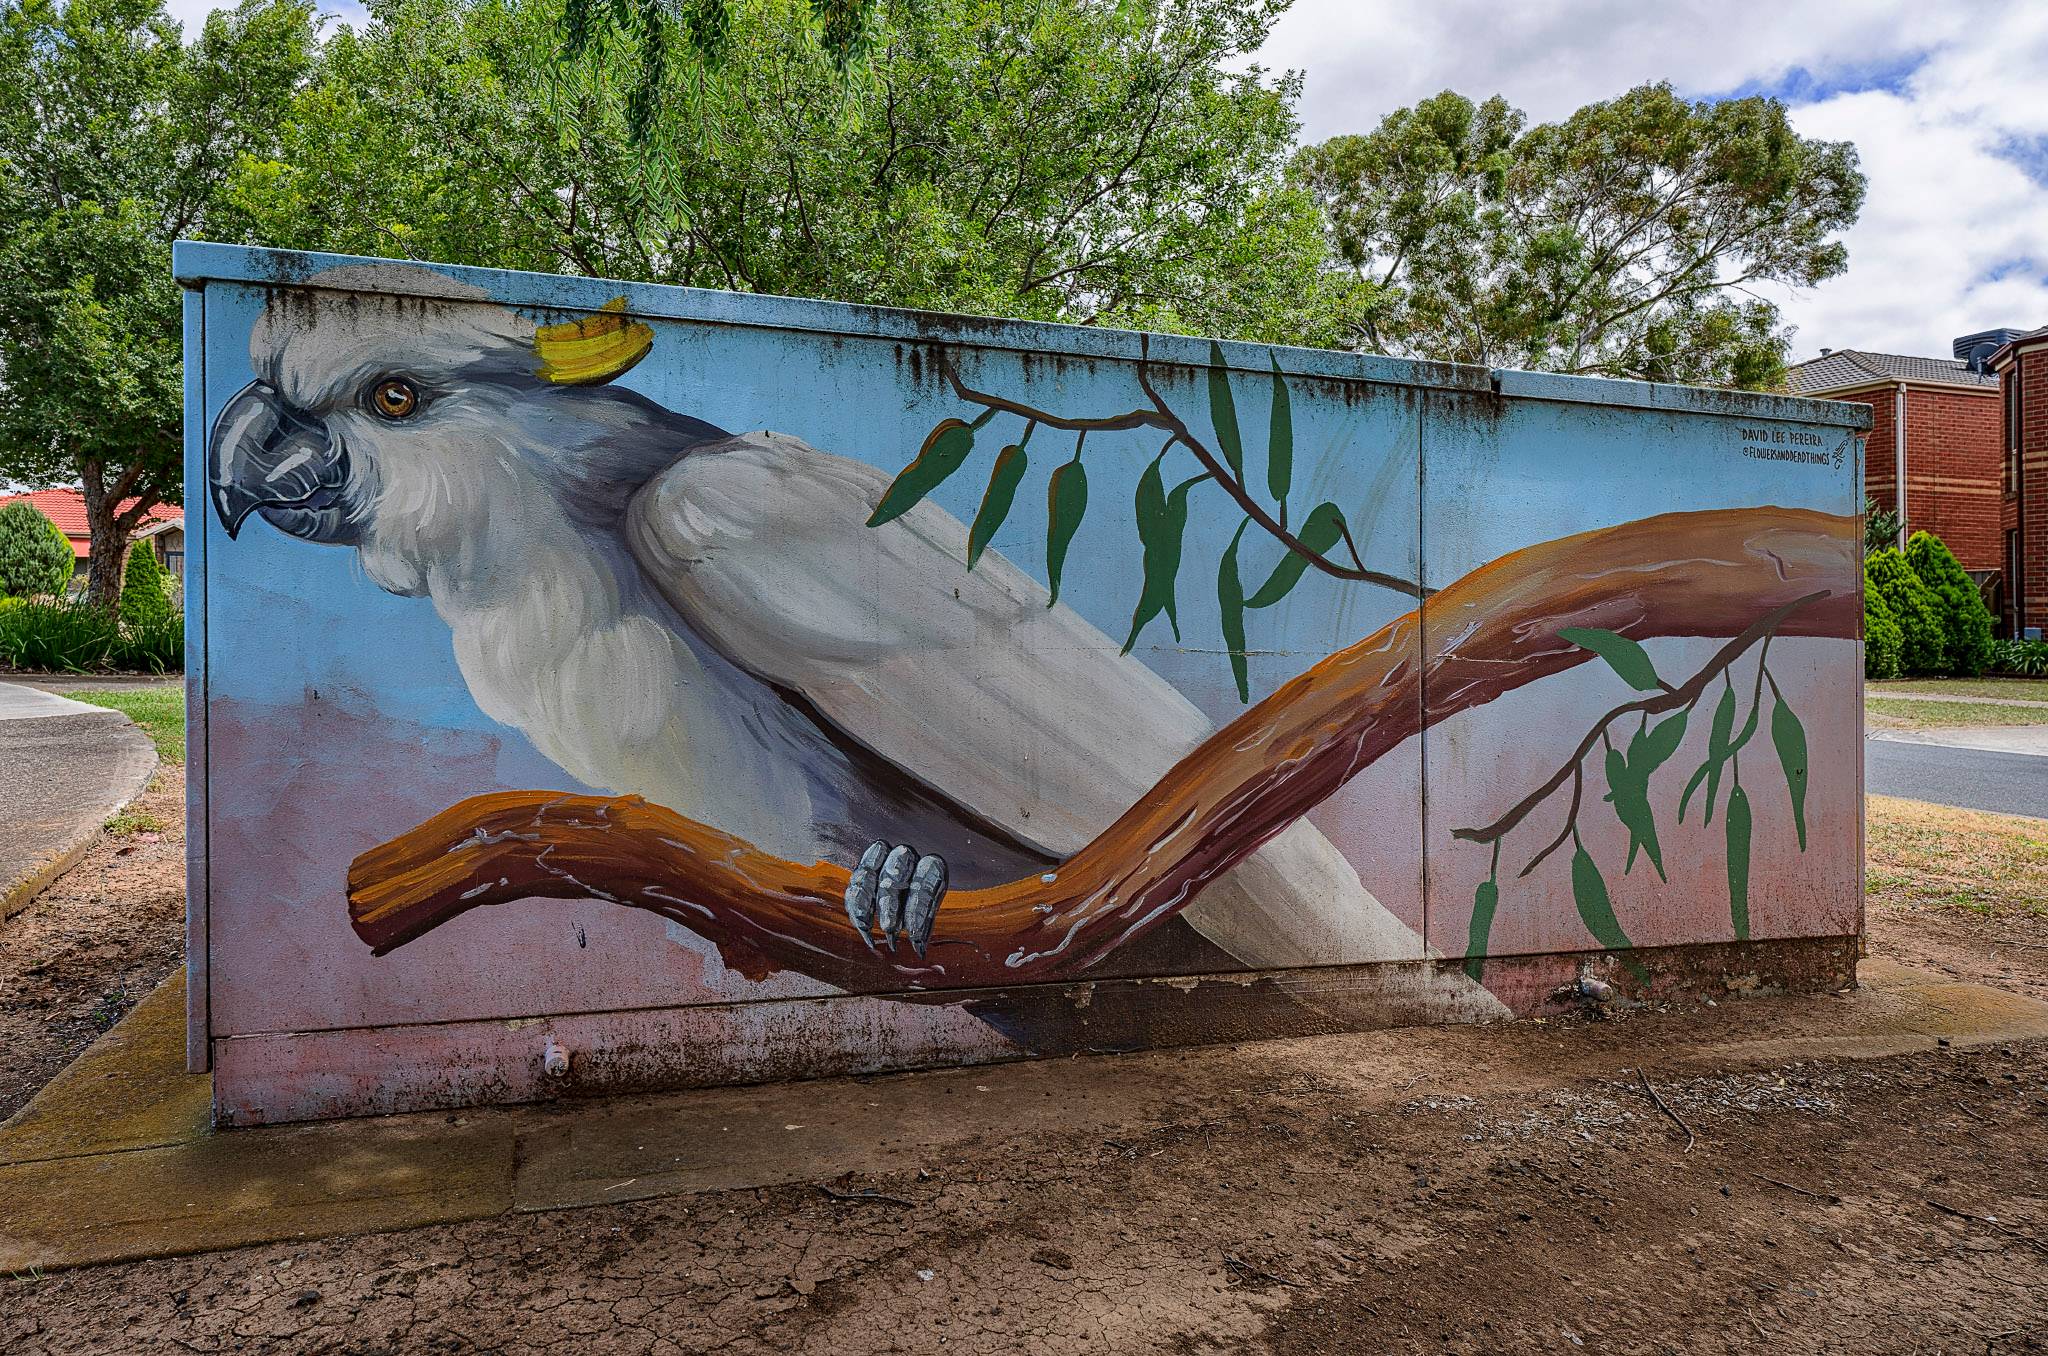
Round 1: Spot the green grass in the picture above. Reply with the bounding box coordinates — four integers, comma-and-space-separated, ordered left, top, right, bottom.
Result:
104, 807, 167, 836
67, 686, 185, 763
1870, 677, 2048, 701
1865, 697, 2048, 729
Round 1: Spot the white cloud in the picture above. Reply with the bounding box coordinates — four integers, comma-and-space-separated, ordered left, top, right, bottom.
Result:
161, 0, 365, 37
1259, 0, 2048, 360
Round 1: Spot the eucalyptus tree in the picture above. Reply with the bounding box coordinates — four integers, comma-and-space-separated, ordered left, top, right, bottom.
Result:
1294, 84, 1866, 389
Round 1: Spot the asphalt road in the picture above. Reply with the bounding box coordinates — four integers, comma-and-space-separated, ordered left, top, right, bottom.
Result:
1866, 737, 2048, 819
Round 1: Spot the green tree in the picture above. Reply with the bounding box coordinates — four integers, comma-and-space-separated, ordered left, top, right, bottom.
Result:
1292, 84, 1865, 389
1864, 496, 1901, 556
1866, 548, 1944, 675
1863, 573, 1902, 680
0, 0, 317, 606
238, 0, 1353, 345
0, 500, 75, 597
1905, 530, 1994, 676
119, 539, 172, 626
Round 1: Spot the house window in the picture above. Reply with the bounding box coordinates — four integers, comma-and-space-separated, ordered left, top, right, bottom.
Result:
165, 549, 184, 577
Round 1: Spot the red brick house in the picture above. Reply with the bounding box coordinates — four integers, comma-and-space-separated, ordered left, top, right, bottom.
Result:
1788, 340, 2013, 624
0, 487, 184, 591
1993, 325, 2048, 637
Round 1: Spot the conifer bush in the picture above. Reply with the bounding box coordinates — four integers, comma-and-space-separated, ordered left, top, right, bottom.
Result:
1865, 548, 1944, 675
1904, 530, 1994, 677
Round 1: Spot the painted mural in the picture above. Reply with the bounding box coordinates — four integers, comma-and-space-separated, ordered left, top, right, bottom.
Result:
185, 247, 1863, 1122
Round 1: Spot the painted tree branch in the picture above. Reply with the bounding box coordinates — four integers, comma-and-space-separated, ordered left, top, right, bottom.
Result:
1452, 591, 1822, 873
939, 345, 1427, 596
347, 506, 1859, 992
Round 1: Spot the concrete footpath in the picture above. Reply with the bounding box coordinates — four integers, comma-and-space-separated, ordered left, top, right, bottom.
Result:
0, 682, 157, 920
5, 956, 2048, 1275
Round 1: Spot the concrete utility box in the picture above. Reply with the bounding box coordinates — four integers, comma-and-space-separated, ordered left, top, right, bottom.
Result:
177, 243, 1870, 1126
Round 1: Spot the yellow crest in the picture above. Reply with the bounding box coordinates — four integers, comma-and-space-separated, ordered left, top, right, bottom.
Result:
532, 297, 655, 385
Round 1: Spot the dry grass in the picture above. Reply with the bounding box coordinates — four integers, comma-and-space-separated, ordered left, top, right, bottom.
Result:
1865, 697, 2048, 729
1867, 794, 2048, 918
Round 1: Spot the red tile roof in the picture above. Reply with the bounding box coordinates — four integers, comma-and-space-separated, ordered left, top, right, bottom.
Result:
0, 488, 183, 559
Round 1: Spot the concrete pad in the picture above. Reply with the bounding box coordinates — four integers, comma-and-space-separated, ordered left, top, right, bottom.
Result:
8, 955, 2048, 1274
512, 1052, 1195, 1213
0, 1112, 515, 1273
0, 970, 209, 1166
1870, 726, 2048, 757
0, 681, 116, 720
0, 701, 157, 920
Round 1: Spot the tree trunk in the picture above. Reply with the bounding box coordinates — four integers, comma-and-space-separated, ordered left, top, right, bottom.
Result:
75, 458, 156, 611
77, 466, 127, 609
345, 506, 1861, 991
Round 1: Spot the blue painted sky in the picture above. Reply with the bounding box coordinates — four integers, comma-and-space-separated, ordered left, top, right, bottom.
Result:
198, 260, 1857, 756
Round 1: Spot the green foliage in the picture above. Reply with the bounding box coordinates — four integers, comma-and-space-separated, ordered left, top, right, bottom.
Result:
966, 440, 1028, 570
1990, 638, 2048, 677
1770, 685, 1808, 851
1864, 496, 1901, 556
1864, 581, 1904, 679
1680, 685, 1738, 824
0, 501, 74, 597
1865, 548, 1945, 674
1243, 501, 1346, 609
1293, 84, 1865, 389
1724, 783, 1751, 941
1538, 615, 1814, 951
119, 544, 173, 627
1569, 842, 1631, 952
1122, 455, 1196, 652
1904, 530, 1994, 677
1217, 521, 1250, 702
249, 0, 1353, 348
1462, 871, 1498, 983
0, 595, 182, 673
1557, 627, 1662, 692
1043, 454, 1087, 607
867, 412, 988, 527
0, 0, 316, 604
1263, 356, 1294, 504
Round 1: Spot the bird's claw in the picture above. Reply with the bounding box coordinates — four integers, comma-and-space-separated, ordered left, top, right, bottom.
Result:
844, 841, 947, 957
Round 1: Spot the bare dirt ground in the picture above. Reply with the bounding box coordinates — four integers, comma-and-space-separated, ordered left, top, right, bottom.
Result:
4, 792, 2047, 1354
0, 765, 184, 1121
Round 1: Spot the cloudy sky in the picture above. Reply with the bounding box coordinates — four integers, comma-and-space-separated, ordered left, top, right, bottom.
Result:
163, 0, 2047, 363
1259, 0, 2048, 362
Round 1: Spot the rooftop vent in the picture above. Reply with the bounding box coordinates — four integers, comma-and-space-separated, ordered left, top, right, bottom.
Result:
1953, 328, 2027, 373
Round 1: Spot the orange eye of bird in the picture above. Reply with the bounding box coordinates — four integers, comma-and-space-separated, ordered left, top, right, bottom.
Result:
371, 378, 420, 419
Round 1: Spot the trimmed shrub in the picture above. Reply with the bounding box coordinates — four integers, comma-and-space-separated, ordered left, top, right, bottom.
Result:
119, 543, 173, 628
1905, 530, 1994, 676
0, 501, 75, 598
1991, 638, 2048, 677
1865, 549, 1944, 674
1864, 580, 1903, 679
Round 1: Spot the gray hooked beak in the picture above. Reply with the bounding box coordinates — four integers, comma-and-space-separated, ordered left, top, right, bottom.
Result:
208, 381, 348, 539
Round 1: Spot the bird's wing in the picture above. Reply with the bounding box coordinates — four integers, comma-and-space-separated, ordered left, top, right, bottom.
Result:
624, 431, 1457, 980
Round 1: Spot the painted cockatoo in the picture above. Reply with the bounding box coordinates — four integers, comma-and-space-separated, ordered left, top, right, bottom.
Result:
208, 265, 1494, 1013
